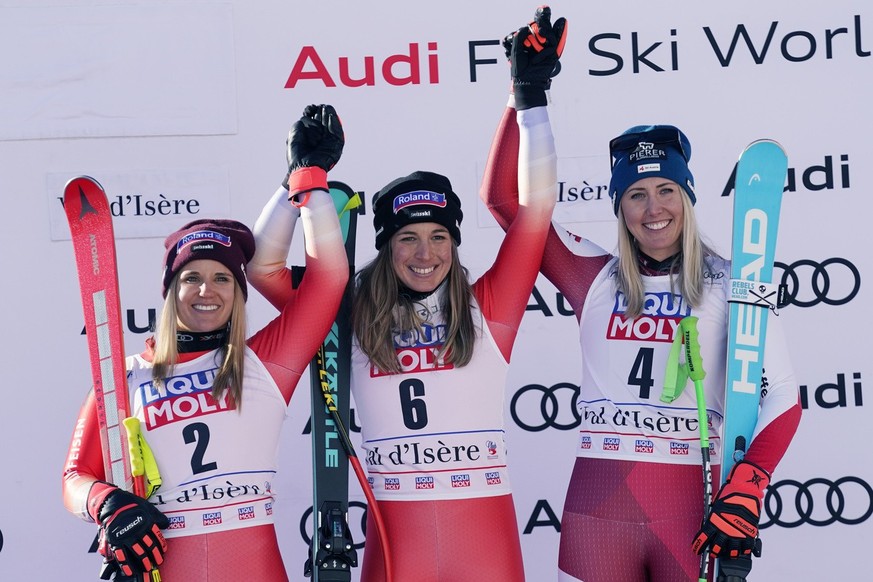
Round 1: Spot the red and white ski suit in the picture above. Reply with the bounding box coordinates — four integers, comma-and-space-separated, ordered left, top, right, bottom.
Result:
250, 105, 558, 582
481, 106, 802, 582
62, 188, 348, 581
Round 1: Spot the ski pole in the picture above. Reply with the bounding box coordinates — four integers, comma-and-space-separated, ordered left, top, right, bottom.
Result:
662, 316, 711, 582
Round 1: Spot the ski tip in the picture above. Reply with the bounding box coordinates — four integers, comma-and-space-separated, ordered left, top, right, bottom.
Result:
740, 139, 786, 156
64, 175, 104, 192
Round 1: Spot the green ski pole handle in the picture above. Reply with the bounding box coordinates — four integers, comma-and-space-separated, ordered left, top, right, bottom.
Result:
678, 316, 715, 582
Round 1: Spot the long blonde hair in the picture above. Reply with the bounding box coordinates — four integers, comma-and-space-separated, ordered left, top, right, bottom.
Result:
614, 189, 719, 318
151, 275, 248, 407
352, 243, 476, 374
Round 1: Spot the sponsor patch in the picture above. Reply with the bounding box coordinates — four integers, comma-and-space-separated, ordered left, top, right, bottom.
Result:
393, 190, 447, 214
202, 511, 222, 526
603, 437, 621, 451
670, 442, 690, 455
485, 471, 502, 485
634, 439, 654, 453
415, 476, 435, 490
167, 516, 186, 530
238, 506, 255, 521
177, 229, 232, 252
451, 474, 471, 488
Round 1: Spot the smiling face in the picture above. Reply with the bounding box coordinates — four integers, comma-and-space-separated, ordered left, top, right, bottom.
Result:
389, 222, 454, 293
174, 259, 236, 332
619, 176, 685, 261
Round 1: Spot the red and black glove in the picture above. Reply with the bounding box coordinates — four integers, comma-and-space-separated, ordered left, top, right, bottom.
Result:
89, 485, 169, 579
692, 460, 770, 558
283, 103, 345, 202
503, 6, 568, 110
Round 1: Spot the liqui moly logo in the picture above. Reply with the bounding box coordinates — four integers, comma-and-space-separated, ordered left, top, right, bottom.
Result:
603, 437, 621, 451
168, 516, 186, 530
384, 477, 401, 490
670, 442, 690, 455
139, 368, 235, 428
634, 439, 654, 453
580, 435, 592, 449
451, 474, 471, 488
607, 291, 691, 342
202, 511, 222, 526
485, 471, 502, 485
238, 506, 256, 521
265, 502, 273, 516
371, 345, 453, 377
415, 476, 435, 490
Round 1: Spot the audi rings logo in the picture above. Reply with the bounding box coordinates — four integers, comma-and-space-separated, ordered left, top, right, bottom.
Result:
510, 383, 581, 432
761, 476, 873, 528
299, 500, 369, 550
775, 258, 861, 307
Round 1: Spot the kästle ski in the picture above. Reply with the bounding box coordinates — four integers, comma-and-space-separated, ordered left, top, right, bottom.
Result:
300, 182, 361, 581
719, 140, 788, 580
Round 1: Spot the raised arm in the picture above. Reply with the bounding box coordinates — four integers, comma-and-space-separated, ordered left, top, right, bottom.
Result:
474, 8, 564, 359
247, 105, 349, 404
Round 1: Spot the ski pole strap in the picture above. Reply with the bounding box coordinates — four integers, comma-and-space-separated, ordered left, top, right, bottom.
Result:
661, 318, 691, 403
727, 279, 787, 313
123, 417, 162, 498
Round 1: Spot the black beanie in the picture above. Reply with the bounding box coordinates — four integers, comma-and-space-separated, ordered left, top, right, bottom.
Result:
372, 170, 463, 250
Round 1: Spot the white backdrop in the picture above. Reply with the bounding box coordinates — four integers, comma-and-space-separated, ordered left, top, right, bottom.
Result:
1, 1, 870, 580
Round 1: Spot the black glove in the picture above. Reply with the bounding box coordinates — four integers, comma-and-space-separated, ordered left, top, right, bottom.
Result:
693, 460, 770, 559
503, 6, 568, 110
95, 488, 169, 578
283, 103, 345, 200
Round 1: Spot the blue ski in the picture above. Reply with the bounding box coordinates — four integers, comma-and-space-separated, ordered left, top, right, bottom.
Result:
718, 140, 787, 580
722, 139, 787, 479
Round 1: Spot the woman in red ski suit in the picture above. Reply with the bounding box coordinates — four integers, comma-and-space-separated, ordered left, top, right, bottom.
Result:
62, 105, 348, 581
482, 115, 802, 579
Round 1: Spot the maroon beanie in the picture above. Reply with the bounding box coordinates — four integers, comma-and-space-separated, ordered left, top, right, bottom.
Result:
161, 219, 256, 300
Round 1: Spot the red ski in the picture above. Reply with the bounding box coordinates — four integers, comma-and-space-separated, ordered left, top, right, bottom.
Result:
64, 176, 145, 499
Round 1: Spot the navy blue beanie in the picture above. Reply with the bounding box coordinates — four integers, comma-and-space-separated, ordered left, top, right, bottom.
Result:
608, 125, 695, 216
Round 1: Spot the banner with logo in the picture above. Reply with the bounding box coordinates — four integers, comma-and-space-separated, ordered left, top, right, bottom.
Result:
0, 1, 869, 580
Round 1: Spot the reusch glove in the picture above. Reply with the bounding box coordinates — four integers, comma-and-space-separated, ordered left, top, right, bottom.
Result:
692, 460, 770, 558
283, 103, 345, 203
503, 6, 568, 110
93, 487, 169, 578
